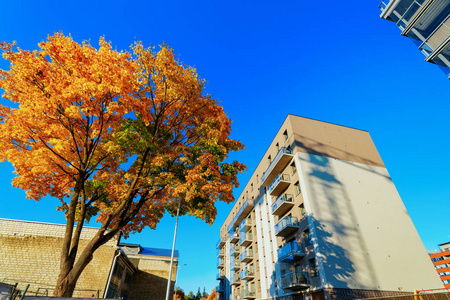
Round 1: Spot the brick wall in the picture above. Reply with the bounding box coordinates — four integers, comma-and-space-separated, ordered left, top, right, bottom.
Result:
0, 219, 118, 298
128, 257, 177, 300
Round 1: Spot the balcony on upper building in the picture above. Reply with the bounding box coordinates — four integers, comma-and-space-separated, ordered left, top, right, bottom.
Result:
216, 283, 226, 293
261, 147, 293, 186
241, 287, 256, 299
230, 244, 240, 254
231, 259, 241, 269
216, 272, 225, 280
216, 238, 225, 249
275, 216, 299, 237
239, 231, 253, 247
240, 266, 255, 281
217, 247, 225, 257
280, 271, 310, 291
268, 173, 290, 196
217, 257, 225, 269
240, 247, 253, 263
230, 271, 241, 286
230, 230, 240, 243
278, 241, 305, 263
271, 193, 294, 216
239, 218, 252, 231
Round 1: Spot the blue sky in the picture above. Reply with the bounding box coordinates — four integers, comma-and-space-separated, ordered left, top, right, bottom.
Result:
1, 0, 449, 295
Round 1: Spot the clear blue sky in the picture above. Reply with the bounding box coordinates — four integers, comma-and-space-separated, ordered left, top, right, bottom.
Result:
1, 0, 449, 295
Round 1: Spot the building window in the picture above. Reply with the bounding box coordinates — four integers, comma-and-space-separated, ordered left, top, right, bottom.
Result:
276, 143, 280, 152
432, 257, 444, 262
291, 163, 296, 175
295, 182, 301, 195
283, 130, 288, 141
309, 258, 318, 277
300, 204, 306, 218
304, 230, 312, 246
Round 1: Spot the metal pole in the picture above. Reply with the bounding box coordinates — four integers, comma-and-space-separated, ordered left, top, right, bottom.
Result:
173, 264, 186, 299
165, 199, 181, 300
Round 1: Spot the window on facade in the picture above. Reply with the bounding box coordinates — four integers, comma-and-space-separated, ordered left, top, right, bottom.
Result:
113, 264, 124, 279
304, 230, 312, 246
300, 204, 306, 218
291, 163, 296, 175
276, 143, 280, 152
295, 182, 301, 195
432, 257, 444, 262
268, 155, 272, 164
106, 285, 119, 299
309, 258, 318, 277
283, 130, 288, 141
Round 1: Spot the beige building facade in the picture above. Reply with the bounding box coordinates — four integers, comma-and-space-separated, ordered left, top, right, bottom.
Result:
0, 218, 178, 300
216, 115, 443, 300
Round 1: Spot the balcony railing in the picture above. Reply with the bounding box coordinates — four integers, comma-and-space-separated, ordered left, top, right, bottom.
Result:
231, 260, 241, 269
230, 245, 240, 254
261, 147, 293, 186
230, 231, 240, 243
240, 248, 253, 263
217, 257, 225, 269
271, 193, 294, 216
241, 288, 256, 299
239, 218, 252, 231
216, 238, 225, 249
278, 241, 304, 262
395, 0, 424, 30
268, 173, 290, 196
239, 232, 253, 247
228, 198, 255, 231
216, 272, 225, 280
240, 267, 255, 280
378, 0, 390, 11
230, 273, 241, 286
217, 247, 225, 257
274, 216, 299, 237
280, 271, 310, 291
216, 284, 226, 293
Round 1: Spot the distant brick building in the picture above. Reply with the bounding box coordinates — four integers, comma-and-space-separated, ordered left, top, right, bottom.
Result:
0, 218, 178, 300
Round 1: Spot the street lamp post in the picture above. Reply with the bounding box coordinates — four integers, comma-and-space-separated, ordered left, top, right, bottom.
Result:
165, 199, 181, 300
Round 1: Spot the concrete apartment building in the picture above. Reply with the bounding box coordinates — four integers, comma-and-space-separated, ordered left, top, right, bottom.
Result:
429, 242, 450, 289
215, 115, 443, 300
378, 0, 450, 78
0, 218, 178, 300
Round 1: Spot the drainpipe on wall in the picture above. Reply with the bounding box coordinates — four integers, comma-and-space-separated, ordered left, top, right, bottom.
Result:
104, 248, 122, 298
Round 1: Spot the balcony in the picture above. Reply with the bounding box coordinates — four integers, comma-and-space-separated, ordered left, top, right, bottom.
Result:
378, 0, 390, 11
240, 267, 255, 281
261, 147, 293, 186
240, 248, 253, 263
420, 15, 450, 63
217, 258, 225, 269
239, 218, 252, 231
228, 199, 255, 232
216, 238, 225, 249
216, 272, 225, 280
231, 259, 241, 269
230, 272, 241, 286
241, 288, 256, 299
271, 193, 294, 216
230, 245, 240, 254
216, 284, 226, 293
268, 173, 290, 196
217, 247, 225, 257
278, 241, 305, 262
230, 231, 240, 243
274, 216, 299, 237
239, 232, 253, 247
280, 271, 310, 291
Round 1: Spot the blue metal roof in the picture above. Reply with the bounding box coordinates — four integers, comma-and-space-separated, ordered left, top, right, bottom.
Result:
140, 246, 179, 258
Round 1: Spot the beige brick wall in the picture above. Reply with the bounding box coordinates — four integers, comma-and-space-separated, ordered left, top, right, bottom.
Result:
128, 257, 177, 300
0, 219, 118, 298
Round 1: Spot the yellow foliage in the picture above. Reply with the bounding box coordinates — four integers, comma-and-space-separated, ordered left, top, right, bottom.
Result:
0, 33, 245, 236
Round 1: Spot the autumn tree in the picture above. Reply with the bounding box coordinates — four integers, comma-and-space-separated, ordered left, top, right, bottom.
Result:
206, 288, 216, 300
0, 33, 245, 297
